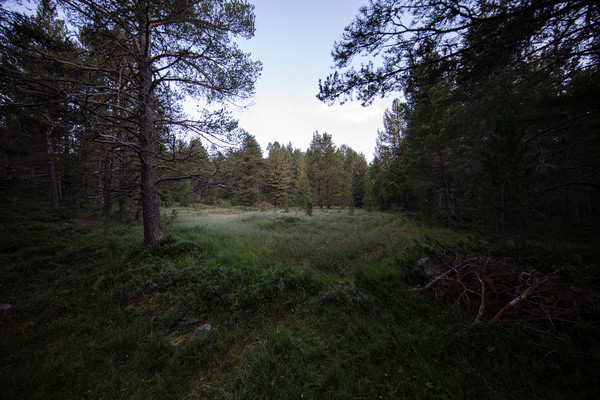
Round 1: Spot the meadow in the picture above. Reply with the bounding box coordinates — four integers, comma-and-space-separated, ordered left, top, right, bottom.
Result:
1, 202, 599, 399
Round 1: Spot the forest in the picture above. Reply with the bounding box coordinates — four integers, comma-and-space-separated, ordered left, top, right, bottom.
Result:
0, 0, 598, 249
1, 0, 599, 399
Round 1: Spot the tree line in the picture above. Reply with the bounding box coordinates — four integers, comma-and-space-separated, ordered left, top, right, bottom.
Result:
158, 132, 371, 213
1, 0, 599, 249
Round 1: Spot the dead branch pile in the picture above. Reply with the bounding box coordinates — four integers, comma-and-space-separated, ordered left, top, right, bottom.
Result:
411, 243, 600, 333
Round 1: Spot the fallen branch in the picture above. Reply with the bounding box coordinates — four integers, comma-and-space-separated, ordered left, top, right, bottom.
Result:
473, 272, 486, 325
491, 270, 562, 324
490, 282, 540, 324
411, 268, 454, 291
410, 243, 597, 333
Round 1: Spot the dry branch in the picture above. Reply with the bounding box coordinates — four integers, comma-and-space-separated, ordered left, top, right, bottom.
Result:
473, 272, 486, 325
411, 243, 600, 334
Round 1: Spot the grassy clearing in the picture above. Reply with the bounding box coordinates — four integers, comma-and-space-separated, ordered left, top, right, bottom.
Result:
1, 202, 599, 399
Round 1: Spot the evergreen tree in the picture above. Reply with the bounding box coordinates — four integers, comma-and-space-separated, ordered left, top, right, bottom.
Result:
1, 0, 262, 245
160, 139, 211, 206
318, 0, 599, 106
0, 3, 79, 208
295, 155, 312, 215
306, 132, 343, 208
372, 98, 408, 210
234, 134, 264, 206
351, 154, 368, 209
402, 52, 463, 225
338, 144, 368, 209
266, 141, 290, 207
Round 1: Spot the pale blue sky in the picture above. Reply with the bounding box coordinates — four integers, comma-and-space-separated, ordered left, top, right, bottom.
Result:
8, 0, 394, 159
230, 0, 394, 159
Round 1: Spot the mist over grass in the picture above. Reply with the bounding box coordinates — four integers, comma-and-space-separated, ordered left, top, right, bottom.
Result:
1, 202, 598, 399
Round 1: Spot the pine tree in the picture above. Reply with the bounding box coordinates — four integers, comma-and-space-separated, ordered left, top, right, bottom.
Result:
3, 0, 261, 245
0, 3, 78, 208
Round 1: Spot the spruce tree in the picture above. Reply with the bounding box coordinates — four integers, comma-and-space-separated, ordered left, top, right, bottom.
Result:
296, 155, 312, 215
266, 142, 290, 207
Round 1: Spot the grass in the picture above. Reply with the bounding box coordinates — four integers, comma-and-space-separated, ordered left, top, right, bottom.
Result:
1, 201, 599, 399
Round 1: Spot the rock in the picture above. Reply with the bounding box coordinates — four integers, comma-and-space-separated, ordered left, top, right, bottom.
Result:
0, 304, 11, 311
170, 323, 212, 348
198, 323, 211, 331
416, 257, 431, 266
416, 257, 447, 279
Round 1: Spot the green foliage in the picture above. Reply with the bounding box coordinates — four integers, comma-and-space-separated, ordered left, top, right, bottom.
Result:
227, 134, 265, 206
306, 198, 313, 216
260, 216, 302, 230
151, 238, 200, 258
266, 142, 291, 207
306, 131, 344, 209
317, 0, 600, 250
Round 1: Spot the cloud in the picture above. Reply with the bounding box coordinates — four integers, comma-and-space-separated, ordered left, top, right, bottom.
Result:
234, 85, 391, 159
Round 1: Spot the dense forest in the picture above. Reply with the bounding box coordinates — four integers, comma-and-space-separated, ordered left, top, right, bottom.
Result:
1, 0, 599, 249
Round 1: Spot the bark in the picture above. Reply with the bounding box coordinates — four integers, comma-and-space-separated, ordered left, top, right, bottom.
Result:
45, 113, 59, 209
118, 147, 127, 223
137, 27, 165, 246
47, 158, 59, 209
139, 141, 164, 246
102, 144, 116, 219
500, 182, 507, 249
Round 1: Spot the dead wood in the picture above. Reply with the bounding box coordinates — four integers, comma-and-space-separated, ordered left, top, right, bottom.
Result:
411, 243, 600, 334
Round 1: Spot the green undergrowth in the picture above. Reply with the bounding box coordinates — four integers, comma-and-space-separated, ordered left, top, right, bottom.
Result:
1, 202, 598, 399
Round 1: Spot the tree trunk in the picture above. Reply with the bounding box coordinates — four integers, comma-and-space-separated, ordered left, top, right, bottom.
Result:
45, 113, 59, 209
102, 144, 116, 219
47, 158, 59, 209
438, 152, 454, 227
500, 182, 507, 250
137, 31, 165, 246
118, 145, 127, 223
139, 144, 164, 246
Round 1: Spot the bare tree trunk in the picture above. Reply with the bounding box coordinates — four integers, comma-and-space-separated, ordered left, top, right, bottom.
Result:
47, 157, 59, 208
137, 34, 165, 245
139, 143, 164, 245
118, 146, 127, 223
501, 182, 507, 250
45, 112, 59, 209
102, 144, 116, 219
438, 152, 454, 227
442, 174, 454, 227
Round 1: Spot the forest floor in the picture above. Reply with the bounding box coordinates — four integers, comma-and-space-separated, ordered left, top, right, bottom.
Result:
1, 201, 599, 399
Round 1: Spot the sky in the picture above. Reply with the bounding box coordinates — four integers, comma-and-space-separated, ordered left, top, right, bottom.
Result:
8, 0, 395, 160
221, 0, 395, 160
